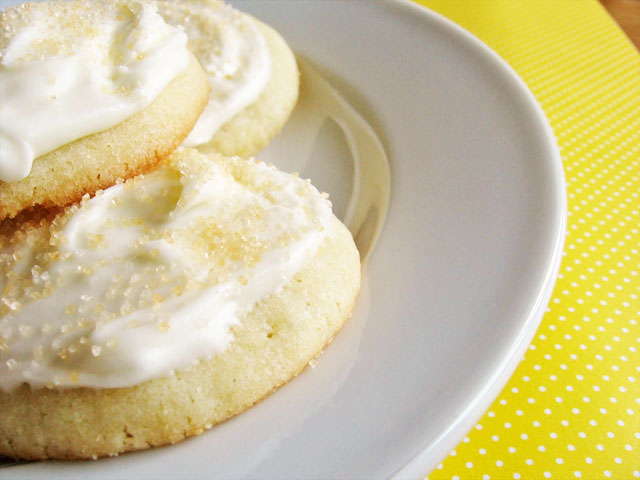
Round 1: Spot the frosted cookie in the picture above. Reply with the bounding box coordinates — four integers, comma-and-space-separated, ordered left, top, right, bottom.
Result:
0, 1, 210, 220
0, 149, 361, 460
157, 0, 299, 157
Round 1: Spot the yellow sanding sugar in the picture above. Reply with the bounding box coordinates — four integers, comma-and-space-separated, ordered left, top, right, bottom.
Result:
1, 1, 141, 66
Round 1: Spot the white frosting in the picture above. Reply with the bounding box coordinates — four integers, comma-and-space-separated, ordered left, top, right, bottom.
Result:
156, 0, 271, 147
0, 150, 332, 391
0, 0, 189, 182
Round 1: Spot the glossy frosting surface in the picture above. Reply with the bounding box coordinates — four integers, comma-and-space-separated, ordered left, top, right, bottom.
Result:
157, 0, 271, 147
0, 151, 332, 391
0, 0, 189, 181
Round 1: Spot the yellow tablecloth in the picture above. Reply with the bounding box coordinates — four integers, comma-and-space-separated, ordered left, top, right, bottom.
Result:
411, 1, 640, 479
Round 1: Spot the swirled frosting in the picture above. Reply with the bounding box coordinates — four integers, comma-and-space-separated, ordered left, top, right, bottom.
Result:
0, 0, 189, 182
156, 0, 271, 147
0, 150, 332, 391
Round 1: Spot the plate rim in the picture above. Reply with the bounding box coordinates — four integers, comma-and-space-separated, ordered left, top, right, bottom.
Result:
387, 0, 567, 476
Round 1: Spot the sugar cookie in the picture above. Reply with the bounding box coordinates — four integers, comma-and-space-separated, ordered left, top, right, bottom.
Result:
0, 150, 360, 460
157, 0, 300, 157
0, 1, 210, 219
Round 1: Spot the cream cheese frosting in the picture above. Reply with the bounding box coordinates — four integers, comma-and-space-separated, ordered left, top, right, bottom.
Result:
0, 150, 333, 391
156, 0, 271, 147
0, 0, 189, 182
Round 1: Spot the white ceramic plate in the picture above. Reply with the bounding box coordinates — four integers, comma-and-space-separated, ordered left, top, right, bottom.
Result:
1, 1, 565, 478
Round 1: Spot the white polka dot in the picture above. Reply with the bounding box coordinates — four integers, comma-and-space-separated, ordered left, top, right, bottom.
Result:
465, 462, 473, 468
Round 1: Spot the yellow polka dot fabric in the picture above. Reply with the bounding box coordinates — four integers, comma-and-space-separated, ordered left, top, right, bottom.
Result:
411, 1, 640, 479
